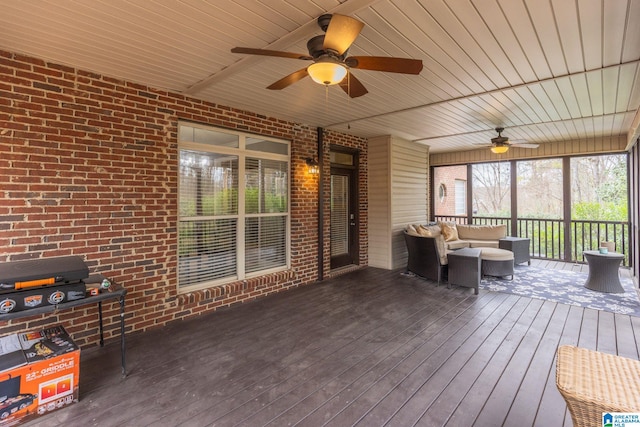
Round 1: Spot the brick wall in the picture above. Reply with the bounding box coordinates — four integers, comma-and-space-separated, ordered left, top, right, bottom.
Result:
320, 131, 369, 275
0, 50, 368, 347
433, 165, 467, 217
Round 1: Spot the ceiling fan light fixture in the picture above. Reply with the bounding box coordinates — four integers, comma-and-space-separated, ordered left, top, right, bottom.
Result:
491, 144, 509, 154
307, 61, 347, 86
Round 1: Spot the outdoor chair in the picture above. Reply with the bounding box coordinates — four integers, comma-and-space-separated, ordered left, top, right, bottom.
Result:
556, 345, 640, 427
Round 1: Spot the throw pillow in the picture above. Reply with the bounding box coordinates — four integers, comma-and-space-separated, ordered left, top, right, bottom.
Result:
418, 224, 441, 237
440, 222, 459, 242
406, 224, 420, 236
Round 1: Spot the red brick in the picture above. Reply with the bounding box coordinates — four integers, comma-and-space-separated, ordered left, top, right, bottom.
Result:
0, 48, 368, 349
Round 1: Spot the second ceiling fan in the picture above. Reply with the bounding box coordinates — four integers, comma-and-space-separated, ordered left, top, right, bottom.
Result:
475, 127, 540, 154
231, 13, 423, 98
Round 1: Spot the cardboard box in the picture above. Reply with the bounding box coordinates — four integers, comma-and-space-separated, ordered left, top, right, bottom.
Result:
0, 326, 79, 426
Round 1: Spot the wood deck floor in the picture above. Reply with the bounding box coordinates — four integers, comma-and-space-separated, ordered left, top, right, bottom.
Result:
24, 260, 640, 427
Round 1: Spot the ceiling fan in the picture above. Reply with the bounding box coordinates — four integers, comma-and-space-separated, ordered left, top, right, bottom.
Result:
231, 13, 423, 98
475, 127, 540, 154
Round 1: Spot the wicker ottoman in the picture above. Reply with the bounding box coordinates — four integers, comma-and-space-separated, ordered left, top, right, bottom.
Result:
556, 345, 640, 427
447, 247, 481, 295
480, 247, 514, 279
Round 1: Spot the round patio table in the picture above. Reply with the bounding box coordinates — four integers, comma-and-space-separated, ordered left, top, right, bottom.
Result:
583, 250, 625, 293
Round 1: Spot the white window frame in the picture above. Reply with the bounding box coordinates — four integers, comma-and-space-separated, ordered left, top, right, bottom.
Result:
455, 179, 466, 215
177, 122, 291, 293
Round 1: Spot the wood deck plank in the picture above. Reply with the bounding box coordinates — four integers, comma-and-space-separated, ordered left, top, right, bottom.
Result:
377, 294, 525, 426
614, 314, 640, 359
443, 296, 545, 426
503, 303, 570, 426
534, 304, 586, 426
596, 310, 619, 354
260, 291, 483, 427
204, 289, 470, 426
630, 315, 640, 356
141, 276, 418, 426
577, 308, 599, 348
19, 264, 639, 427
401, 296, 533, 426
324, 293, 511, 426
42, 271, 403, 426
471, 300, 558, 426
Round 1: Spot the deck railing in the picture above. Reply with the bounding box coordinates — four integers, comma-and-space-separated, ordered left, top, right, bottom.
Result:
434, 215, 631, 267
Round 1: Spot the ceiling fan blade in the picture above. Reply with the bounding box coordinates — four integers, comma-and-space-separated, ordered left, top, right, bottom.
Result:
511, 143, 540, 149
267, 68, 309, 90
338, 72, 368, 98
323, 14, 364, 55
346, 56, 423, 74
231, 47, 312, 61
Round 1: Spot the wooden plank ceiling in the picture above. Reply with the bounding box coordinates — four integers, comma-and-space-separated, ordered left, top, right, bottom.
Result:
0, 0, 639, 153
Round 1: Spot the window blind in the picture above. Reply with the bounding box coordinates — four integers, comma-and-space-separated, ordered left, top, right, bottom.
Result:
331, 174, 349, 257
178, 123, 289, 290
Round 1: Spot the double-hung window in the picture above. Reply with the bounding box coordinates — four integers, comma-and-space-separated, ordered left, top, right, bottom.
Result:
178, 123, 290, 291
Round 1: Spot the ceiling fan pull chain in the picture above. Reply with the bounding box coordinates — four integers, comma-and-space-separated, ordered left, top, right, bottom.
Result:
325, 85, 329, 117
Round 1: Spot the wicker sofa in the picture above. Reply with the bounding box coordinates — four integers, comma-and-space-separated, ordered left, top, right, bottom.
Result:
441, 223, 507, 249
404, 222, 509, 281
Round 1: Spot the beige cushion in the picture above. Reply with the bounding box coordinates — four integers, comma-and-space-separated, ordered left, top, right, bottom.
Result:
457, 224, 507, 240
467, 239, 499, 248
443, 248, 461, 265
446, 239, 470, 250
480, 247, 514, 261
434, 234, 447, 265
439, 222, 459, 242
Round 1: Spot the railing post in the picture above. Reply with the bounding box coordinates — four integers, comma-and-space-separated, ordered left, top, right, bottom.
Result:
563, 157, 572, 262
511, 159, 518, 237
466, 164, 473, 225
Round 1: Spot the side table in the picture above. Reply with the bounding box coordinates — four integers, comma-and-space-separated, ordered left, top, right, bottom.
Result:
0, 274, 127, 377
583, 250, 625, 293
499, 237, 531, 265
447, 248, 481, 295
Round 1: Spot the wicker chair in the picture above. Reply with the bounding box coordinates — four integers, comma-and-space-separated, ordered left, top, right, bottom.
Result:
556, 345, 640, 427
403, 231, 447, 285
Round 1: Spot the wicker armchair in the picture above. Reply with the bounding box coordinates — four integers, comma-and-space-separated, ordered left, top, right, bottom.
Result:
556, 345, 640, 427
403, 231, 447, 285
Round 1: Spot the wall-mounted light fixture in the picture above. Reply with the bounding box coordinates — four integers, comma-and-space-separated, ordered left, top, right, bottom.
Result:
305, 157, 319, 175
